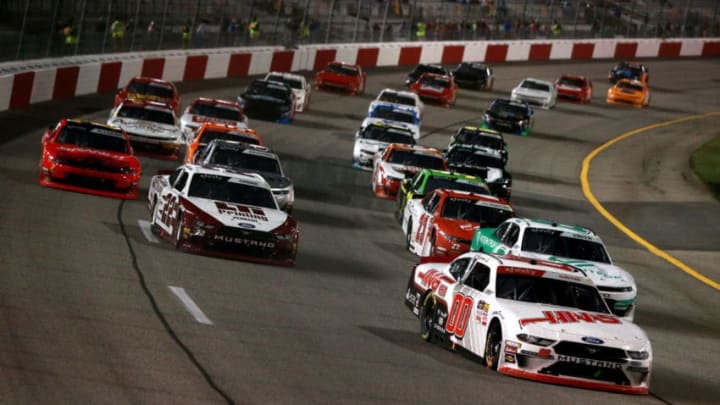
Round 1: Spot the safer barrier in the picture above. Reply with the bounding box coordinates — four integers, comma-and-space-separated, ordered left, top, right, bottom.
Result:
1, 38, 719, 112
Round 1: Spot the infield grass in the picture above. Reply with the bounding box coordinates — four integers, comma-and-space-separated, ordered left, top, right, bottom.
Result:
691, 135, 720, 200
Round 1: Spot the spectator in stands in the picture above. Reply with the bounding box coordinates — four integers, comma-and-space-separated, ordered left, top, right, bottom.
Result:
181, 21, 191, 48
249, 16, 260, 41
111, 18, 125, 52
415, 21, 426, 41
63, 20, 78, 54
552, 19, 562, 36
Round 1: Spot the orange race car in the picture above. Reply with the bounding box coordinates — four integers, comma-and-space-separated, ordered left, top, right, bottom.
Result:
185, 123, 263, 163
606, 74, 650, 108
114, 76, 180, 114
402, 188, 514, 258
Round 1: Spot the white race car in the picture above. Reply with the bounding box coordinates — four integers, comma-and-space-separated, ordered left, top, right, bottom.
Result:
264, 71, 311, 112
470, 218, 638, 320
369, 88, 424, 118
147, 164, 299, 266
405, 252, 652, 395
179, 97, 248, 140
107, 99, 184, 160
365, 101, 421, 141
511, 78, 557, 109
352, 121, 416, 170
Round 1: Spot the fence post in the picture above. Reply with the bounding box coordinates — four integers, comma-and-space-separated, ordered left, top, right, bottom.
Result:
45, 0, 61, 57
15, 0, 30, 59
129, 0, 141, 51
379, 0, 390, 42
681, 0, 692, 37
352, 0, 362, 42
158, 0, 170, 49
626, 0, 635, 38
325, 0, 336, 43
75, 0, 88, 55
101, 1, 113, 54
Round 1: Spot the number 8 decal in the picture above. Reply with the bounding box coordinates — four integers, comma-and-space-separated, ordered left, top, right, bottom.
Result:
446, 293, 473, 338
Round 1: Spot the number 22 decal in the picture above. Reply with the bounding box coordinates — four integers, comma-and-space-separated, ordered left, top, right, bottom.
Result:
446, 293, 473, 338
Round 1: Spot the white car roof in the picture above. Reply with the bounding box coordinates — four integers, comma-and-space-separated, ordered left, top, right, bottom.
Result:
460, 251, 592, 284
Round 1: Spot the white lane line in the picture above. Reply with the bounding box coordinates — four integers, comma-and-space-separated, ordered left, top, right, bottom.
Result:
168, 286, 214, 325
137, 220, 160, 243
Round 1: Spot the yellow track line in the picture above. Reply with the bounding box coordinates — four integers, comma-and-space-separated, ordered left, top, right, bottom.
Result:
580, 112, 720, 291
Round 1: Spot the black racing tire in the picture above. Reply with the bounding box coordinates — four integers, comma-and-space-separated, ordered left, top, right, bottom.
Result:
405, 220, 413, 250
428, 232, 436, 256
395, 195, 405, 222
419, 293, 437, 342
173, 210, 184, 248
484, 322, 502, 371
149, 198, 160, 235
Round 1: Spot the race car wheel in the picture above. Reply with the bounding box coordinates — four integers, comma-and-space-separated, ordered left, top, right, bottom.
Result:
149, 198, 160, 235
173, 210, 184, 248
428, 232, 436, 256
395, 195, 406, 223
484, 322, 502, 371
419, 293, 437, 342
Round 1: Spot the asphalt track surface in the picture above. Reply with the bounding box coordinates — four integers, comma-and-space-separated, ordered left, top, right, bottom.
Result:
1, 59, 719, 405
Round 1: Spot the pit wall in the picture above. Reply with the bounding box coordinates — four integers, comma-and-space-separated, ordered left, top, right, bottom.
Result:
1, 38, 719, 112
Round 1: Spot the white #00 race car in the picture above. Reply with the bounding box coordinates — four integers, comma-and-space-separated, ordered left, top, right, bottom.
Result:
405, 252, 652, 395
107, 99, 184, 160
511, 77, 557, 109
369, 88, 424, 118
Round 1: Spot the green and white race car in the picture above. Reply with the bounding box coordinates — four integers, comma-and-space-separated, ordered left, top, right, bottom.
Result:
470, 217, 637, 320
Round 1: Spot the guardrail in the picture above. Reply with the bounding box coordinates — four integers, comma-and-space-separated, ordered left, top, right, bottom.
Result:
1, 37, 719, 112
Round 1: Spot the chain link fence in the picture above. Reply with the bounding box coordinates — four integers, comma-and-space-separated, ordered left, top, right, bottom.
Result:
1, 0, 718, 62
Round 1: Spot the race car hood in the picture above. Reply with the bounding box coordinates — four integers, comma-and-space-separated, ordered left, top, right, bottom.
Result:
317, 71, 358, 85
109, 117, 181, 140
434, 217, 478, 240
185, 197, 287, 232
361, 118, 419, 140
523, 252, 635, 289
417, 82, 448, 94
513, 87, 551, 99
50, 144, 135, 166
381, 161, 422, 179
356, 138, 391, 154
125, 93, 172, 104
243, 94, 287, 104
499, 300, 650, 349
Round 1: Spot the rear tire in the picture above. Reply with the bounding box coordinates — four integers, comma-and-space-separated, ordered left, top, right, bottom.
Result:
149, 198, 160, 235
173, 210, 184, 249
484, 322, 502, 371
419, 293, 437, 342
405, 220, 413, 251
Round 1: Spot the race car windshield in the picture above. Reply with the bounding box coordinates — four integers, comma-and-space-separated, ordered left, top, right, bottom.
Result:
419, 77, 450, 88
188, 174, 277, 209
206, 148, 281, 174
447, 149, 504, 169
520, 80, 551, 92
387, 150, 445, 169
57, 125, 128, 153
558, 77, 586, 88
413, 65, 446, 76
189, 103, 242, 121
361, 126, 415, 144
424, 177, 489, 195
616, 81, 643, 91
440, 198, 513, 226
496, 274, 609, 313
370, 108, 416, 124
618, 65, 644, 77
248, 82, 290, 99
267, 75, 303, 89
455, 130, 504, 150
199, 130, 260, 147
456, 64, 487, 77
117, 105, 175, 125
521, 228, 611, 264
326, 64, 357, 76
489, 102, 528, 120
378, 92, 416, 107
126, 81, 175, 99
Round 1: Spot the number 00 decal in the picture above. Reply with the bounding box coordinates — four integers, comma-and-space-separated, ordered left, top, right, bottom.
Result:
446, 293, 473, 338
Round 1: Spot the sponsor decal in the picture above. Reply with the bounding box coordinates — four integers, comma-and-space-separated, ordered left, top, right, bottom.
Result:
437, 284, 447, 298
504, 341, 520, 354
520, 311, 620, 327
474, 301, 490, 326
215, 201, 268, 222
192, 116, 236, 125
504, 354, 516, 364
417, 269, 454, 291
213, 234, 275, 248
581, 336, 604, 345
557, 355, 623, 369
237, 223, 256, 229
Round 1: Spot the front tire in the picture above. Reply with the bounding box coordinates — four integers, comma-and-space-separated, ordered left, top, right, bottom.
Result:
405, 220, 413, 251
484, 322, 503, 371
149, 198, 160, 235
419, 293, 437, 342
173, 210, 184, 248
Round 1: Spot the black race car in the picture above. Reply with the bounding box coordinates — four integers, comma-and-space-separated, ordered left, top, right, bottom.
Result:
481, 98, 533, 137
451, 62, 494, 90
405, 63, 449, 86
445, 143, 512, 200
237, 79, 296, 124
608, 61, 649, 84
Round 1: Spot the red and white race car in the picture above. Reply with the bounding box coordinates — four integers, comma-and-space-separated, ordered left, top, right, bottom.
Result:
114, 76, 180, 114
148, 164, 299, 266
314, 61, 366, 95
405, 252, 652, 394
402, 189, 514, 257
409, 73, 457, 107
371, 144, 446, 200
39, 119, 141, 199
179, 97, 248, 139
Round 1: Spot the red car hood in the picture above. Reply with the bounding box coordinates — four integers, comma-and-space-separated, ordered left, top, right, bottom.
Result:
434, 217, 479, 240
317, 72, 357, 85
50, 144, 137, 167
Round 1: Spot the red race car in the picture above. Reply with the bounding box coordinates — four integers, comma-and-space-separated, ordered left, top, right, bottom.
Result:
39, 119, 141, 199
403, 188, 514, 257
409, 73, 457, 107
371, 144, 447, 200
554, 74, 593, 104
314, 61, 366, 95
114, 76, 181, 114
